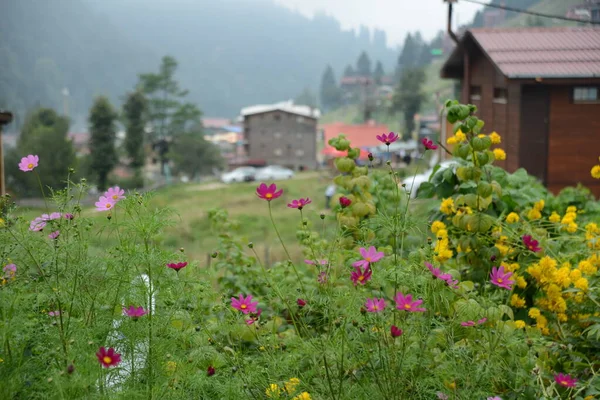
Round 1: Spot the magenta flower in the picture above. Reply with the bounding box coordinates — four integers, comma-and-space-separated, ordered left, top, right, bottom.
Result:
207, 365, 216, 376
3, 264, 17, 279
350, 266, 372, 286
376, 132, 399, 145
123, 306, 147, 320
95, 196, 115, 211
245, 308, 262, 325
339, 196, 352, 208
522, 235, 541, 252
422, 138, 438, 150
29, 217, 47, 231
166, 261, 188, 272
394, 292, 426, 312
390, 325, 403, 338
48, 310, 61, 317
256, 183, 283, 201
554, 373, 577, 388
490, 266, 514, 290
46, 212, 62, 220
317, 271, 328, 284
297, 298, 307, 307
365, 298, 386, 313
18, 154, 39, 172
287, 198, 311, 210
48, 230, 60, 240
461, 321, 476, 327
477, 317, 487, 325
63, 213, 75, 220
304, 259, 328, 266
444, 277, 459, 289
96, 347, 121, 368
353, 246, 385, 269
487, 397, 502, 400
231, 294, 259, 315
104, 186, 126, 203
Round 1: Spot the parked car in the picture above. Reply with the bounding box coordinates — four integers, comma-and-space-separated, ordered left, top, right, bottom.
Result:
403, 160, 458, 198
255, 165, 295, 181
221, 167, 257, 183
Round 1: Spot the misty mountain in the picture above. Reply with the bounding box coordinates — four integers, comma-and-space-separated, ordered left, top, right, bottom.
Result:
0, 0, 397, 127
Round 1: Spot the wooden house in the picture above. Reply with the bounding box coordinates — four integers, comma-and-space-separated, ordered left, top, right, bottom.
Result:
441, 27, 600, 197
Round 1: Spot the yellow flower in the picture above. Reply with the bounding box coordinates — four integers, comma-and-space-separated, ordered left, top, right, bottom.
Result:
557, 313, 568, 322
293, 392, 311, 400
447, 136, 458, 145
266, 384, 281, 398
489, 132, 501, 144
0, 218, 4, 227
440, 198, 455, 215
516, 275, 527, 289
570, 269, 582, 281
528, 308, 541, 319
534, 200, 545, 211
436, 229, 448, 239
565, 222, 578, 233
495, 243, 510, 257
505, 212, 520, 223
493, 148, 506, 160
511, 294, 526, 308
431, 221, 446, 235
527, 208, 542, 221
591, 164, 600, 179
165, 361, 177, 375
478, 134, 485, 138
514, 320, 526, 329
574, 277, 589, 291
434, 248, 453, 264
455, 130, 466, 142
549, 212, 560, 223
444, 381, 457, 390
578, 260, 597, 275
285, 378, 300, 394
584, 395, 594, 400
566, 206, 577, 213
554, 267, 572, 288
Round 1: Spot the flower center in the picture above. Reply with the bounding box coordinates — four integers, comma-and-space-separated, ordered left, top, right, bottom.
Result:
560, 380, 568, 386
404, 304, 411, 309
497, 278, 503, 283
106, 203, 112, 208
265, 193, 273, 199
358, 275, 364, 281
103, 356, 112, 364
372, 305, 379, 310
112, 195, 118, 200
365, 257, 371, 262
240, 304, 247, 309
27, 163, 34, 169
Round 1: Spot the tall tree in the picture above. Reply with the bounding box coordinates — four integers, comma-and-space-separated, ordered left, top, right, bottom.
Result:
123, 90, 147, 182
319, 65, 341, 111
391, 68, 426, 136
356, 51, 372, 77
5, 108, 76, 197
396, 33, 420, 77
343, 64, 356, 77
294, 87, 317, 108
137, 56, 202, 140
374, 61, 385, 85
168, 131, 223, 180
89, 96, 118, 190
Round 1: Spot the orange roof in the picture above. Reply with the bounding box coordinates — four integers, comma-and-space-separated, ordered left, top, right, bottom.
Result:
322, 122, 390, 149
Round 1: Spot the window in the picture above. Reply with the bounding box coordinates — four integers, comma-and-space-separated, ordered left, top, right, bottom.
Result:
470, 86, 482, 101
273, 113, 281, 121
295, 149, 304, 157
493, 88, 508, 104
274, 132, 281, 139
274, 148, 282, 156
573, 87, 599, 103
296, 133, 302, 139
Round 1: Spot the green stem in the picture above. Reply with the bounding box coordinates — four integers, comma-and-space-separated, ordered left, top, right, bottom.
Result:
34, 170, 49, 212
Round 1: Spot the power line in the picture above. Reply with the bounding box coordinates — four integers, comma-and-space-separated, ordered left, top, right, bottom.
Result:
461, 0, 600, 26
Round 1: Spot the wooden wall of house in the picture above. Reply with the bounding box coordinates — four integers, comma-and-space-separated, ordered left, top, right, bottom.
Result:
519, 85, 550, 184
547, 85, 600, 198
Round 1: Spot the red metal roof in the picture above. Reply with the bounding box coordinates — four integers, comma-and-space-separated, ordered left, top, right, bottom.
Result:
444, 27, 600, 79
321, 122, 389, 149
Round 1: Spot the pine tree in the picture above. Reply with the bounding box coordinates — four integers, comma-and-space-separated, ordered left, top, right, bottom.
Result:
123, 90, 147, 184
374, 61, 385, 85
319, 65, 341, 111
343, 64, 355, 77
391, 68, 426, 135
89, 96, 118, 190
356, 51, 372, 77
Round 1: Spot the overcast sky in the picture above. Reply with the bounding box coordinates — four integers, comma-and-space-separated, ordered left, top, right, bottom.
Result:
274, 0, 486, 47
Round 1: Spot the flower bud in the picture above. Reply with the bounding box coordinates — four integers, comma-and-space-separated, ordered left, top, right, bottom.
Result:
368, 152, 374, 161
297, 298, 306, 307
67, 364, 75, 374
207, 366, 215, 376
211, 251, 218, 258
339, 196, 352, 208
320, 213, 325, 220
247, 242, 254, 249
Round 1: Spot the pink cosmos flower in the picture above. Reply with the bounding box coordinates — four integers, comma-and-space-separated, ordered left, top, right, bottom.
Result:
95, 196, 115, 212
350, 266, 372, 286
353, 246, 385, 269
317, 271, 328, 284
63, 213, 75, 220
554, 373, 577, 388
426, 263, 459, 288
245, 308, 262, 325
461, 321, 476, 327
46, 212, 62, 220
29, 217, 47, 231
3, 264, 17, 279
231, 294, 259, 315
96, 347, 121, 368
477, 317, 487, 325
422, 138, 438, 150
297, 298, 307, 307
365, 298, 386, 313
339, 196, 352, 208
444, 277, 460, 289
256, 183, 283, 201
394, 292, 426, 312
436, 393, 449, 400
490, 266, 514, 290
18, 154, 39, 172
104, 186, 126, 203
48, 230, 60, 240
304, 259, 328, 266
287, 198, 311, 210
48, 311, 61, 317
166, 262, 188, 272
376, 132, 399, 145
522, 235, 541, 252
390, 325, 403, 338
123, 306, 147, 319
487, 397, 502, 400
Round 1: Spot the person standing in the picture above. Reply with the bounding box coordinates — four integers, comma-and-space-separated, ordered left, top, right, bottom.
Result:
325, 184, 336, 209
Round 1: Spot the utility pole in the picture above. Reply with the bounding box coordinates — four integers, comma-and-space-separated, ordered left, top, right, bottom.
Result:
0, 110, 14, 196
